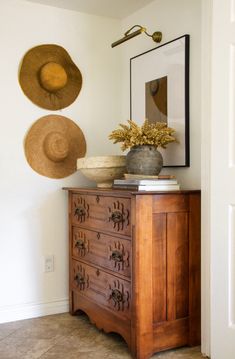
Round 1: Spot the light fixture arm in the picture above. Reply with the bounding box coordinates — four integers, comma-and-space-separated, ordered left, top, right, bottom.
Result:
124, 24, 146, 36
111, 25, 162, 48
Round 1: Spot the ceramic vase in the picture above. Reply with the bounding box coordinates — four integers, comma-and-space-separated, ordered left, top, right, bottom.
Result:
126, 145, 163, 175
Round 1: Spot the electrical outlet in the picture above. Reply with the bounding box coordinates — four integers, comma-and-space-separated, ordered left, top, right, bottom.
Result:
43, 255, 54, 272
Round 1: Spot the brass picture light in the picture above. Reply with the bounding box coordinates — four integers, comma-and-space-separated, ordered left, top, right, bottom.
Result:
111, 25, 162, 48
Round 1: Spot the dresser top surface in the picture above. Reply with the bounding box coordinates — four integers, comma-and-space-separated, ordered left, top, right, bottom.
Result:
63, 187, 201, 196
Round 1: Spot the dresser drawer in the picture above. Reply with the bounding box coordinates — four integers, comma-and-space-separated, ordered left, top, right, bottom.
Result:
71, 259, 131, 319
71, 193, 131, 236
72, 227, 131, 278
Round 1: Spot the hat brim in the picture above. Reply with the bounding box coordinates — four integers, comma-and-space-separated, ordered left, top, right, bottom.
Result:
24, 115, 86, 179
19, 44, 82, 110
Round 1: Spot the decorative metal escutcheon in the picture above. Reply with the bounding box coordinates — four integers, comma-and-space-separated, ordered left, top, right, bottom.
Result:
74, 273, 85, 285
74, 206, 85, 218
111, 250, 123, 262
75, 239, 85, 249
111, 289, 124, 304
110, 211, 123, 223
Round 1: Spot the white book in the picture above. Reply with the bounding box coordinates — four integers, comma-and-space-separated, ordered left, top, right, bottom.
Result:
114, 178, 178, 186
138, 184, 180, 191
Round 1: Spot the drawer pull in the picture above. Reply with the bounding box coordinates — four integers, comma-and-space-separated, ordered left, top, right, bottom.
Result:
74, 273, 85, 285
108, 280, 130, 311
110, 211, 124, 224
75, 239, 85, 249
111, 289, 124, 304
74, 206, 85, 218
111, 250, 123, 263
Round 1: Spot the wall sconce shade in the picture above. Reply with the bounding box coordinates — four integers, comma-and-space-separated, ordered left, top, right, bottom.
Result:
111, 25, 162, 48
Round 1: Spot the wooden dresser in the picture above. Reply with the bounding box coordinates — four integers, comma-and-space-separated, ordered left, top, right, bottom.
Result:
65, 187, 201, 359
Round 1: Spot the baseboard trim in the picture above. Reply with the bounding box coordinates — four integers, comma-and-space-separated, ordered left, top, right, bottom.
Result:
0, 298, 69, 324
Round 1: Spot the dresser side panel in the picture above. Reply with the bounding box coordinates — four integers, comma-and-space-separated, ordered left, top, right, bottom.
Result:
189, 193, 201, 345
132, 195, 154, 359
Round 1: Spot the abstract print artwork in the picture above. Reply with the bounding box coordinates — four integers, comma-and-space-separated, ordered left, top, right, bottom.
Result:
130, 35, 189, 167
145, 76, 168, 124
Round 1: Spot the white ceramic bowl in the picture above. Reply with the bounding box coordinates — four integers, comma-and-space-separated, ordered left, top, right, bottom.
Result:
77, 155, 126, 188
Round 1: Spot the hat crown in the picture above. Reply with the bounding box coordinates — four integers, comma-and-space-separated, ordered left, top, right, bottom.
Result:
39, 62, 68, 92
43, 131, 69, 162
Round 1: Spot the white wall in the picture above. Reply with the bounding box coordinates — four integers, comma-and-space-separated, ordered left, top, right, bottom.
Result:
0, 0, 122, 322
119, 0, 201, 188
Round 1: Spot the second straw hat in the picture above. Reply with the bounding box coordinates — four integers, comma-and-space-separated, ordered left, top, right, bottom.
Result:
24, 115, 86, 179
19, 44, 82, 110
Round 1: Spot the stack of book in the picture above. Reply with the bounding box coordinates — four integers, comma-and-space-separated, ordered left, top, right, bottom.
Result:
113, 174, 180, 191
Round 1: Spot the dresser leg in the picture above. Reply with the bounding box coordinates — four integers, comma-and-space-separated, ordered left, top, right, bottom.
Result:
130, 330, 154, 359
130, 347, 153, 359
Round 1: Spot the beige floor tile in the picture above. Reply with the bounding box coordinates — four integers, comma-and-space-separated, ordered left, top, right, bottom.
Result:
0, 321, 24, 340
0, 337, 55, 359
7, 319, 74, 341
0, 313, 206, 359
152, 346, 203, 358
40, 350, 110, 359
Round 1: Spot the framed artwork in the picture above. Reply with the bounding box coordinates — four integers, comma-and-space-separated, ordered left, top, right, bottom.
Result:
130, 34, 190, 167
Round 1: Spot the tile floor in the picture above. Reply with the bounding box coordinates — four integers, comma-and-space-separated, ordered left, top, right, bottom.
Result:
0, 313, 206, 359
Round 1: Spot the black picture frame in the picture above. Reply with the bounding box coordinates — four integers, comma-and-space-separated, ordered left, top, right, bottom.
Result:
130, 34, 190, 167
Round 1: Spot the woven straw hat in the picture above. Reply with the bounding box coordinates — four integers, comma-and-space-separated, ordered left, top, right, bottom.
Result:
19, 44, 82, 110
24, 115, 86, 179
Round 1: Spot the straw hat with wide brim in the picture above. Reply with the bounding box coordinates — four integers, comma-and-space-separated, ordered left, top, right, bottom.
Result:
24, 115, 86, 179
19, 44, 82, 110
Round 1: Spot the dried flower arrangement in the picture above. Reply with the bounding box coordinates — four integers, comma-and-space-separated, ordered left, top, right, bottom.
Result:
109, 119, 177, 151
